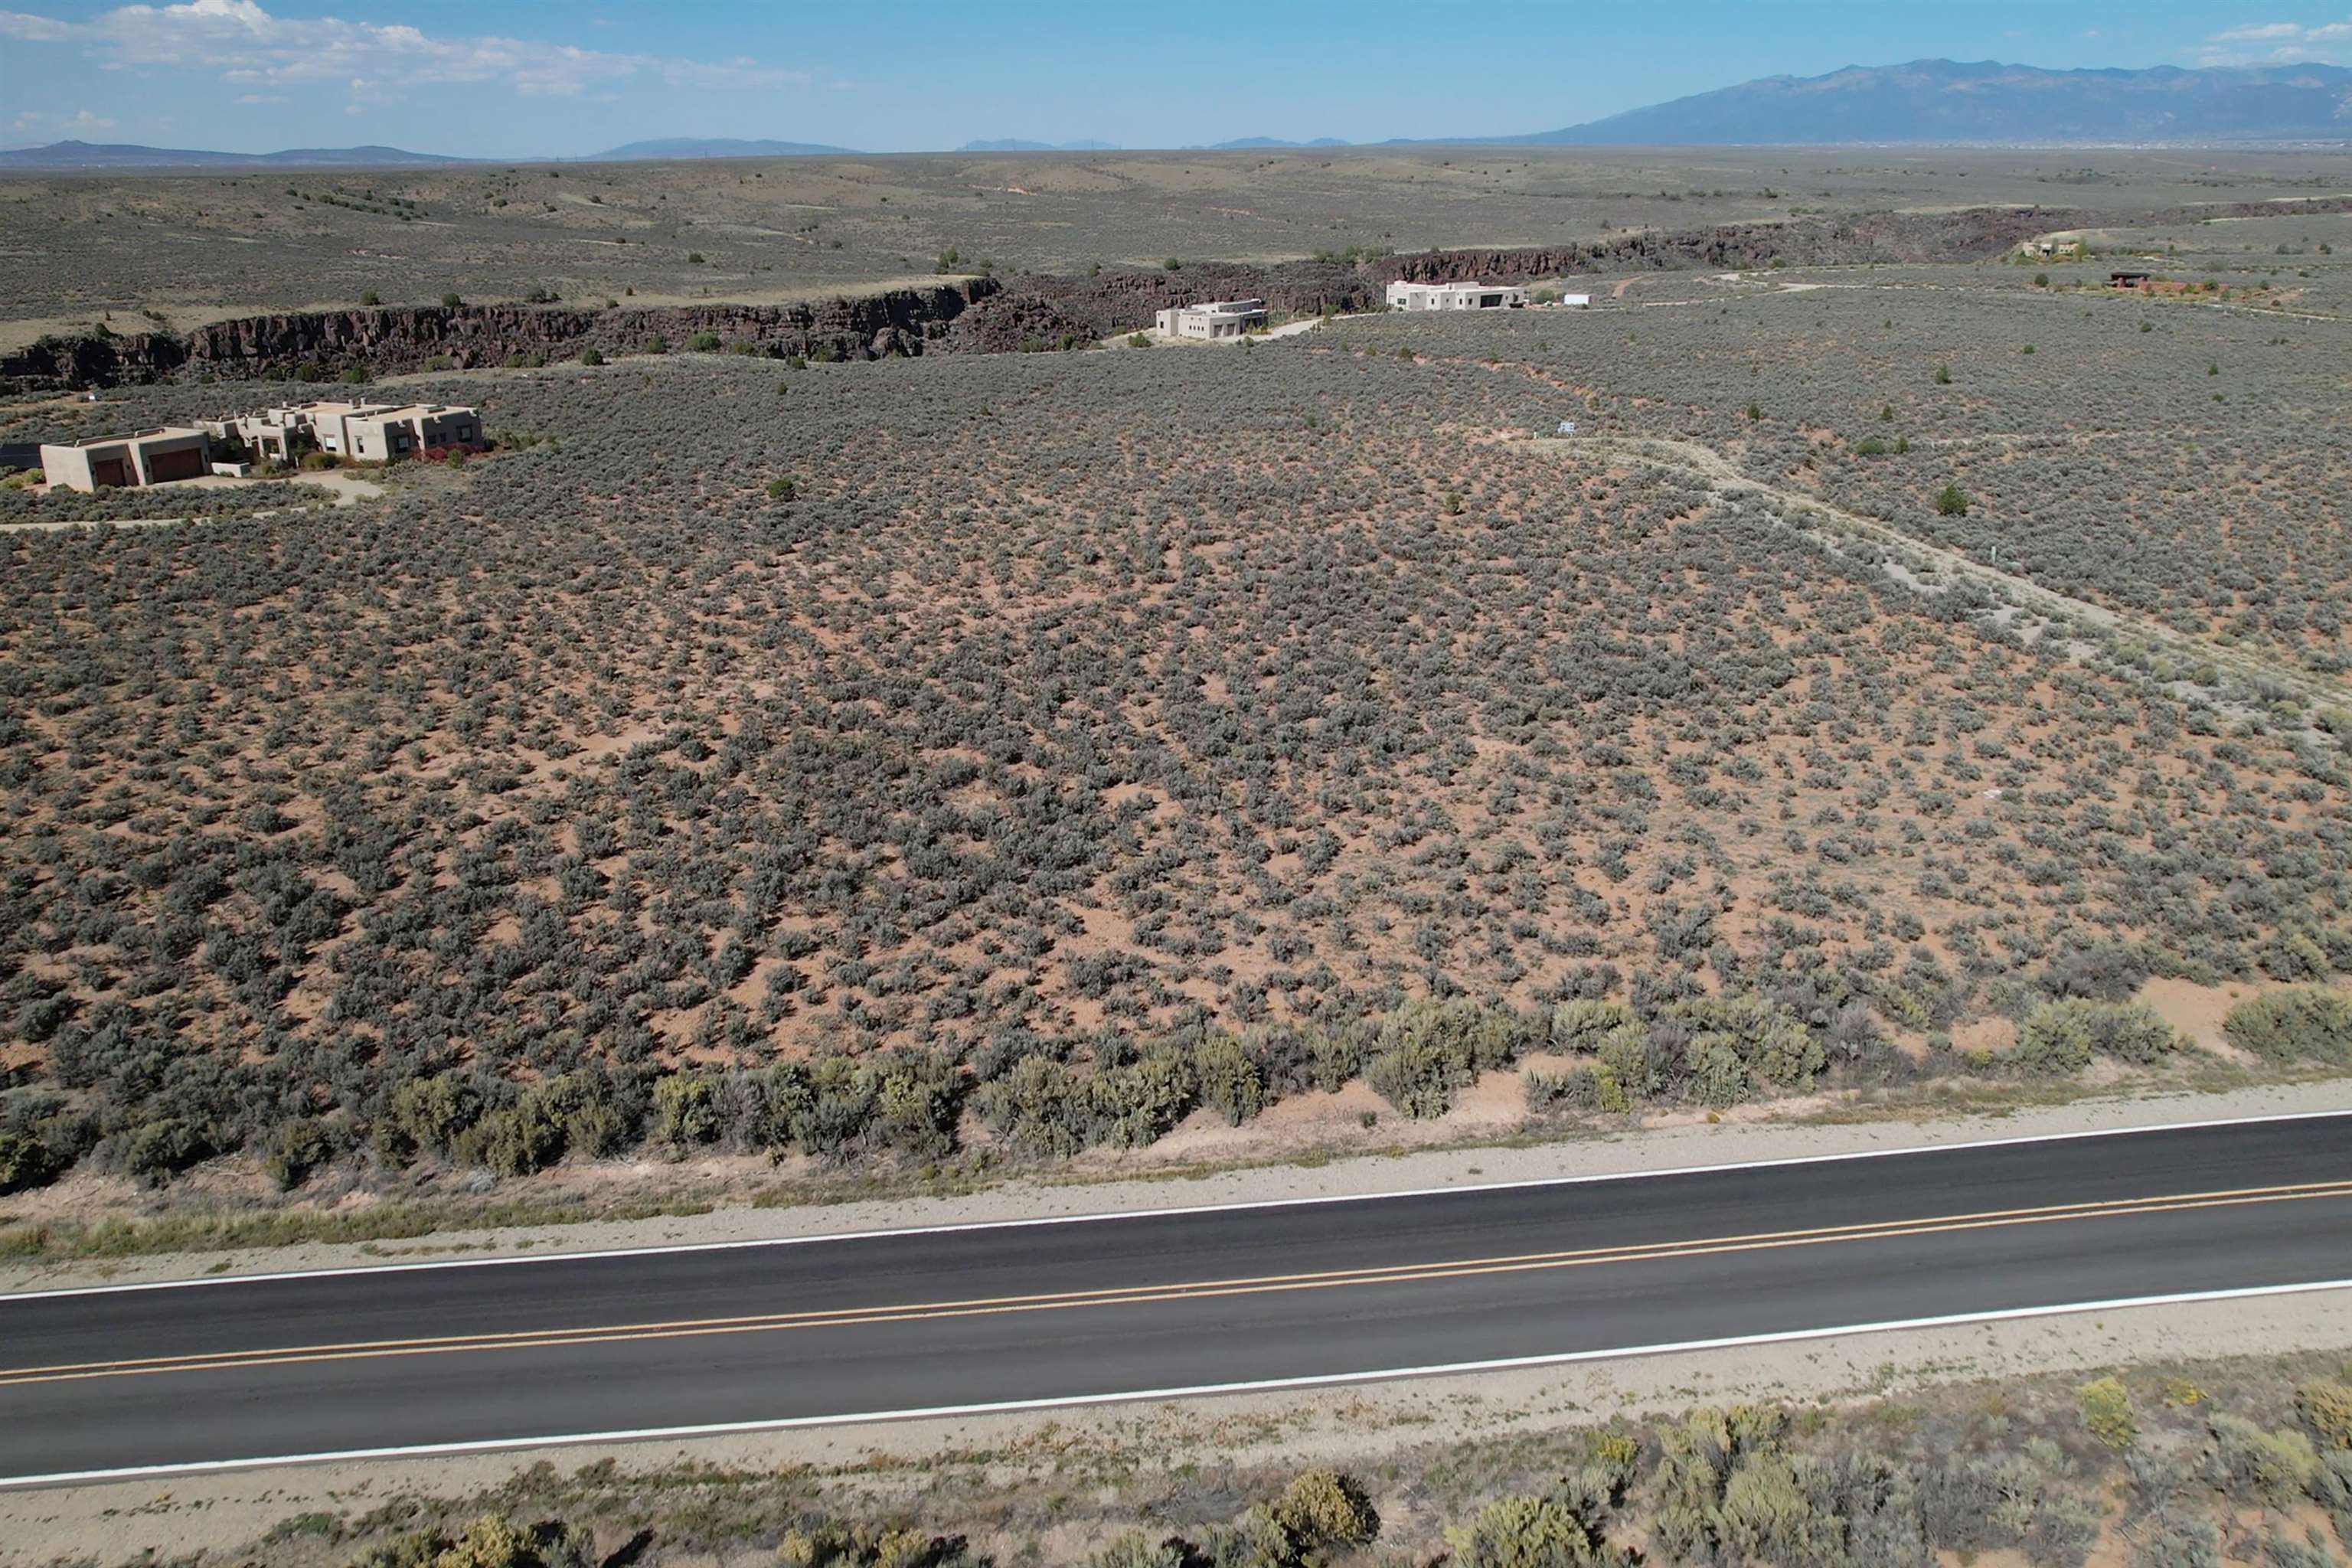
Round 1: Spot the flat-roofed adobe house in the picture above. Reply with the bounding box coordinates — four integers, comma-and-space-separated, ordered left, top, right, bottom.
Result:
1386, 281, 1528, 311
344, 404, 479, 460
38, 426, 211, 492
207, 401, 482, 462
204, 404, 311, 463
1154, 299, 1267, 340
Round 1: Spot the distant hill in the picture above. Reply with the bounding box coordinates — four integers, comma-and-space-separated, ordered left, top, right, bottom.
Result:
0, 139, 469, 170
1203, 136, 1351, 149
959, 139, 1119, 152
1523, 60, 2352, 145
590, 138, 857, 161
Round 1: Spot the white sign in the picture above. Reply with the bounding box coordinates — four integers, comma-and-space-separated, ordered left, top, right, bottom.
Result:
1557, 420, 1577, 436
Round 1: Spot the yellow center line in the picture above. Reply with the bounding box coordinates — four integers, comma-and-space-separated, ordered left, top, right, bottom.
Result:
6, 1178, 2350, 1389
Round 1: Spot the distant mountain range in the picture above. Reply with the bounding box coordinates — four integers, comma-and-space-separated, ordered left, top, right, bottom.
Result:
1516, 60, 2352, 145
590, 137, 856, 160
1199, 136, 1351, 149
5, 60, 2346, 174
960, 139, 1118, 152
0, 139, 469, 169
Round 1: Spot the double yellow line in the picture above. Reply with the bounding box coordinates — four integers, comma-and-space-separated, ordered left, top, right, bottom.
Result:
7, 1178, 2350, 1390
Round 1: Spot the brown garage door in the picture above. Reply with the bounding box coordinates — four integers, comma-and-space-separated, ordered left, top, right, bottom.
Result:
142, 446, 204, 483
90, 456, 129, 488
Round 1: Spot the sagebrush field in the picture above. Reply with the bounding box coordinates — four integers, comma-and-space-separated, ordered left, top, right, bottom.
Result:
3, 149, 2351, 1220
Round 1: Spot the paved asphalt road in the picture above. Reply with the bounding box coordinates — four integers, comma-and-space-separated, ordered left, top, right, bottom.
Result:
4, 1115, 2350, 1485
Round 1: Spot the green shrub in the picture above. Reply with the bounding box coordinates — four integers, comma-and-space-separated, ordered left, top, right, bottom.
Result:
1935, 482, 1968, 517
263, 1117, 337, 1191
2205, 1413, 2320, 1506
578, 346, 604, 367
0, 1131, 60, 1195
122, 1118, 211, 1185
1308, 1025, 1367, 1093
1444, 1494, 1615, 1568
384, 1072, 483, 1159
1195, 1034, 1266, 1124
777, 1519, 966, 1568
372, 1514, 593, 1568
2259, 930, 2332, 982
864, 1053, 962, 1160
1525, 1065, 1601, 1110
2014, 1000, 2092, 1074
1367, 1034, 1472, 1118
1086, 1534, 1186, 1568
2223, 989, 2352, 1065
458, 1101, 566, 1177
1268, 1468, 1380, 1554
654, 1074, 723, 1149
1091, 1047, 1197, 1148
687, 332, 723, 352
2016, 999, 2178, 1074
976, 1055, 1089, 1157
2079, 1375, 2138, 1449
1550, 999, 1634, 1050
768, 476, 797, 502
2296, 1381, 2352, 1450
440, 292, 463, 308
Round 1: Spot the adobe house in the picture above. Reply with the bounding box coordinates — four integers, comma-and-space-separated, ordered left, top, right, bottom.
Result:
338, 403, 480, 460
1386, 281, 1529, 311
1154, 299, 1267, 340
38, 426, 211, 492
206, 401, 482, 463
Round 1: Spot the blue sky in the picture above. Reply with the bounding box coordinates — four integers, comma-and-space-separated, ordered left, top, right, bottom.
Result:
3, 1, 2349, 156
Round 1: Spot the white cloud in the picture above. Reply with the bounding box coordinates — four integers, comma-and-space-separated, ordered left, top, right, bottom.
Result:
2194, 13, 2352, 64
11, 106, 119, 135
0, 9, 70, 39
1, 0, 821, 103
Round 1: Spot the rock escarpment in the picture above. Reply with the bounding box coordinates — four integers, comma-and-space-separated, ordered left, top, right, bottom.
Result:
1, 282, 996, 390
10, 195, 2346, 391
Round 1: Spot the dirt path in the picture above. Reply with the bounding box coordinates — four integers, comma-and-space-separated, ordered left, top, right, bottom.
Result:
1526, 432, 2352, 714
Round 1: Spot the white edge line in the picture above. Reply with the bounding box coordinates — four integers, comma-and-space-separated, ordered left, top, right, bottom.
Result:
8, 1106, 2350, 1302
7, 1278, 2350, 1491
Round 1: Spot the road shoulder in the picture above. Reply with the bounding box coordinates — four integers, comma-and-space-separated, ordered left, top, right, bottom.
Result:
8, 1076, 2348, 1298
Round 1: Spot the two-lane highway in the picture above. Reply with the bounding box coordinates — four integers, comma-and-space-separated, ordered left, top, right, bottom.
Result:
4, 1113, 2350, 1486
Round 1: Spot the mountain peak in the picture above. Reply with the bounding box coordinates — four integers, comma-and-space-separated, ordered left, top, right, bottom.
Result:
1527, 59, 2352, 145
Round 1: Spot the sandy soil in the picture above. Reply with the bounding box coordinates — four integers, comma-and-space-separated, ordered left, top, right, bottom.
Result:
7, 1076, 2346, 1297
6, 1282, 2346, 1563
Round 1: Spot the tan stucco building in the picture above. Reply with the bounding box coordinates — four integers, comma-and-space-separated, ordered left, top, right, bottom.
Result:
207, 401, 481, 463
1155, 299, 1268, 340
38, 426, 211, 492
1386, 281, 1528, 311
